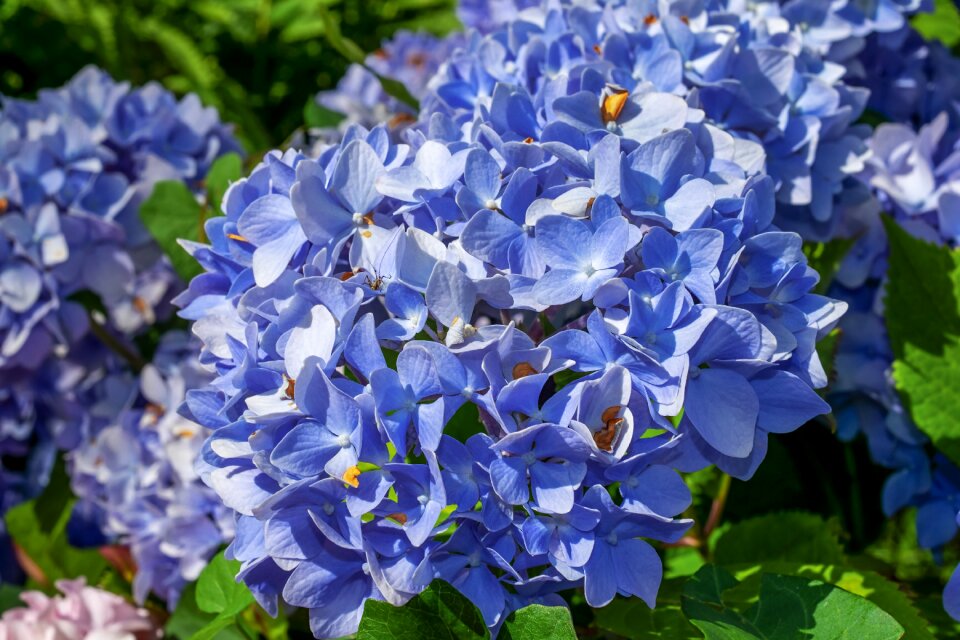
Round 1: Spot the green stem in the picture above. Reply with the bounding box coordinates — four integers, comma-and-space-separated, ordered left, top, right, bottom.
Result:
844, 444, 865, 546
87, 314, 146, 372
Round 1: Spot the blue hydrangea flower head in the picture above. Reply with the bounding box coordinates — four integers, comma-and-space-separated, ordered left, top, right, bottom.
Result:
178, 3, 852, 631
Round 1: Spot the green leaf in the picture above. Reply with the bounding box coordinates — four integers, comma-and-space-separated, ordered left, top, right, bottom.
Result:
374, 73, 421, 111
166, 582, 217, 639
166, 581, 249, 640
883, 218, 960, 467
804, 238, 854, 294
195, 551, 254, 616
725, 564, 934, 640
681, 565, 904, 639
445, 401, 485, 443
912, 0, 960, 47
4, 457, 107, 586
316, 4, 367, 64
499, 604, 576, 640
314, 4, 420, 111
357, 580, 488, 640
139, 180, 204, 282
594, 580, 700, 639
712, 512, 846, 566
303, 97, 345, 129
205, 152, 243, 215
191, 613, 248, 640
0, 584, 24, 614
816, 327, 841, 385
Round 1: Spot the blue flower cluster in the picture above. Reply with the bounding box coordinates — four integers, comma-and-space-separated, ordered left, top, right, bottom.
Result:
311, 30, 465, 143
68, 332, 234, 606
0, 66, 240, 587
180, 2, 850, 636
822, 37, 960, 617
0, 66, 238, 368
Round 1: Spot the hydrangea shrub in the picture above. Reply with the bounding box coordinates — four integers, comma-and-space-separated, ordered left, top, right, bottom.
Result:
176, 1, 863, 634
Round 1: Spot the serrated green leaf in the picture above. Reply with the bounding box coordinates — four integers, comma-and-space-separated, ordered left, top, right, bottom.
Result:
499, 604, 576, 640
205, 152, 243, 215
681, 565, 904, 639
139, 180, 203, 283
195, 551, 253, 616
357, 580, 488, 640
712, 512, 846, 566
883, 218, 960, 467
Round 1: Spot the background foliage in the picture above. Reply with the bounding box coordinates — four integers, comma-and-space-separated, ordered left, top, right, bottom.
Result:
0, 0, 459, 152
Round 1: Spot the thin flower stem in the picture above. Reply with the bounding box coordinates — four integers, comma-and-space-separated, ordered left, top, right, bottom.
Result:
703, 472, 732, 539
87, 313, 146, 372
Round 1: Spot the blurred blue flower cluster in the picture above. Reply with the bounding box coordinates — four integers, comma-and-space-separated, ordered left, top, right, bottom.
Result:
0, 66, 239, 586
68, 332, 234, 606
311, 31, 466, 143
176, 1, 870, 635
821, 24, 960, 616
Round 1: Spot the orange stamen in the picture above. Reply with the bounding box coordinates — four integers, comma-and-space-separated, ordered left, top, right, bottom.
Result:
512, 362, 538, 379
226, 233, 248, 242
600, 89, 629, 124
387, 512, 408, 525
342, 466, 361, 488
593, 44, 602, 54
0, 197, 8, 213
601, 405, 622, 423
644, 13, 658, 25
284, 376, 296, 400
388, 112, 417, 128
523, 136, 534, 144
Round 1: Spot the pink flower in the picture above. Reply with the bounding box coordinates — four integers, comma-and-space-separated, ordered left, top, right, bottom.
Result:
0, 578, 159, 640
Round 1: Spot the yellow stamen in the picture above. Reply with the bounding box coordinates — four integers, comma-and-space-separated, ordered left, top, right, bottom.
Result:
342, 466, 362, 488
226, 233, 248, 242
601, 89, 629, 124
